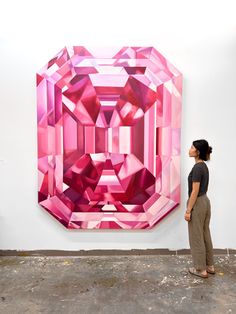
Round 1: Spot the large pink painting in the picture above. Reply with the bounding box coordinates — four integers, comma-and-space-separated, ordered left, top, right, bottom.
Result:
37, 46, 182, 229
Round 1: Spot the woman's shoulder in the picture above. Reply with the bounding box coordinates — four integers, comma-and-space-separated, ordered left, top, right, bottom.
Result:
193, 162, 207, 167
192, 162, 209, 174
192, 162, 208, 171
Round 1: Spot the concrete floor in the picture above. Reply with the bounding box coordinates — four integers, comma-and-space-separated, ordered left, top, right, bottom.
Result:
0, 254, 235, 314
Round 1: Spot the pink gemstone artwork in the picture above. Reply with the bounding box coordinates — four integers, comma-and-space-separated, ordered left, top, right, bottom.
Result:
37, 46, 182, 229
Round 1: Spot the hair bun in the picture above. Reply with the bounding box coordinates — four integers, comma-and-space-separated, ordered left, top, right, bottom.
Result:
208, 146, 212, 154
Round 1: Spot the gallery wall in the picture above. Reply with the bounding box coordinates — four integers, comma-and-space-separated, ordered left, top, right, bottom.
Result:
0, 0, 235, 250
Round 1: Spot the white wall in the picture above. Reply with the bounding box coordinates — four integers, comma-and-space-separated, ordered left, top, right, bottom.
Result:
0, 0, 236, 250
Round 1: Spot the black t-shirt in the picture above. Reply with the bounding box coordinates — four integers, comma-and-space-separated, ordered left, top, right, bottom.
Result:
188, 162, 209, 197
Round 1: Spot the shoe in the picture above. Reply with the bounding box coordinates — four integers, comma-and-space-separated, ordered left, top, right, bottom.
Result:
189, 267, 208, 278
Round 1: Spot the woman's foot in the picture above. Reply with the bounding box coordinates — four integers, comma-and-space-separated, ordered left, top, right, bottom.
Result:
206, 265, 216, 274
189, 267, 208, 278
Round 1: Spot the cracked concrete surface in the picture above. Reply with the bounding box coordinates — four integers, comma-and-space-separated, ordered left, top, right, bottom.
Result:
0, 254, 235, 313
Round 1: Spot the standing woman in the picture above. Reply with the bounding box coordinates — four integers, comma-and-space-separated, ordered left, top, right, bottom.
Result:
185, 139, 215, 278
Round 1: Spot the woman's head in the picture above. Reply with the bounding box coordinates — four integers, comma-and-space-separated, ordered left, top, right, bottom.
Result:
189, 139, 212, 161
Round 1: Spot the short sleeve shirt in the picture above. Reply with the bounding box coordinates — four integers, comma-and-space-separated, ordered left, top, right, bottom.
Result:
188, 162, 209, 197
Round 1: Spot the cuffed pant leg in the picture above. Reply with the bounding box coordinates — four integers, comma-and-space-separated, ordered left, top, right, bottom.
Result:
188, 197, 207, 271
204, 198, 214, 266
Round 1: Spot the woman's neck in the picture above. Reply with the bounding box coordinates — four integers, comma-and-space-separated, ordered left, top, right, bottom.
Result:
195, 157, 204, 164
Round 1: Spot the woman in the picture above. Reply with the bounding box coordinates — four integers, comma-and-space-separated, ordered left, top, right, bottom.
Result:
185, 139, 215, 278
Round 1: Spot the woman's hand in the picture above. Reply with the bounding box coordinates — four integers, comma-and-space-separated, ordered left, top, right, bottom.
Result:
184, 211, 191, 222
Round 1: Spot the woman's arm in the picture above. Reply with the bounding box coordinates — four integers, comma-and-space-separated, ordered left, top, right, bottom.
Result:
184, 182, 200, 221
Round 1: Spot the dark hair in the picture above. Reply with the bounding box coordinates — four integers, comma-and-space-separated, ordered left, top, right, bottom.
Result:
193, 139, 212, 161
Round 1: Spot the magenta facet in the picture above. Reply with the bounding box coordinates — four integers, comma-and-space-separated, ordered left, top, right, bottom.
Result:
37, 46, 182, 229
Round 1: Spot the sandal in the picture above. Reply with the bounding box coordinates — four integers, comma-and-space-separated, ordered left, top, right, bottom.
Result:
206, 267, 216, 275
189, 267, 208, 278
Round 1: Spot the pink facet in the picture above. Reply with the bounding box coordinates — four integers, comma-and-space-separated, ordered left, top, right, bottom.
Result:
37, 46, 182, 229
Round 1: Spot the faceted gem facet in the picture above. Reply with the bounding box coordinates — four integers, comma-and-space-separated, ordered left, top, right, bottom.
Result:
37, 46, 182, 229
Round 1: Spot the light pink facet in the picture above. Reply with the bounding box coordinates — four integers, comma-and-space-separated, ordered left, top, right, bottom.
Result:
37, 46, 182, 229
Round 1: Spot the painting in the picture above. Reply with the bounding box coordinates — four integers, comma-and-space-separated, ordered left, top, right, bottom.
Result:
37, 46, 182, 229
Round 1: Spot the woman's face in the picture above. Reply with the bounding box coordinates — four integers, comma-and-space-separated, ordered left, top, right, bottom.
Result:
189, 144, 199, 158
